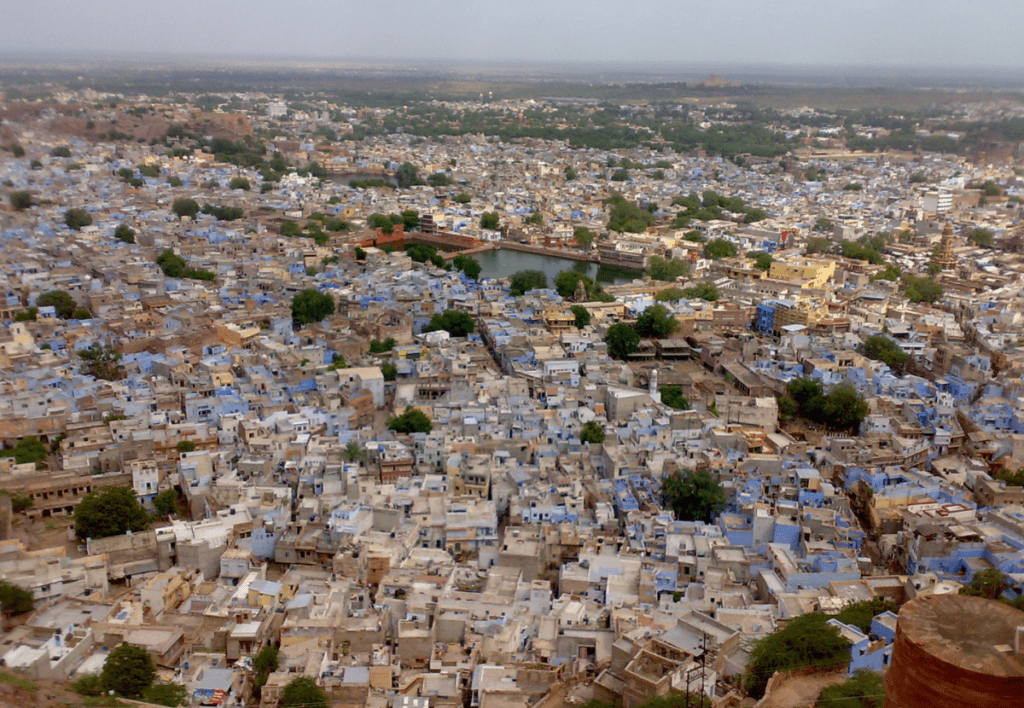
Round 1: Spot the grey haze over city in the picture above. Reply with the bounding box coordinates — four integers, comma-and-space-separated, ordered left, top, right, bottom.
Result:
2, 0, 1023, 73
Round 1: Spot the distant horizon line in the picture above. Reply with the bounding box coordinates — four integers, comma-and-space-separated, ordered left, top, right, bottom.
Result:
2, 49, 1023, 76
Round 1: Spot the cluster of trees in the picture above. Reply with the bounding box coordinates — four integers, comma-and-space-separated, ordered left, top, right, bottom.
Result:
36, 289, 90, 319
9, 190, 33, 210
553, 270, 613, 302
671, 190, 768, 227
959, 567, 1024, 609
171, 197, 200, 219
834, 597, 899, 633
74, 486, 149, 541
661, 469, 726, 523
744, 612, 851, 697
509, 270, 548, 296
816, 670, 885, 708
859, 334, 910, 374
605, 194, 655, 233
290, 289, 335, 327
72, 642, 188, 706
605, 323, 641, 360
0, 580, 34, 616
452, 254, 482, 280
902, 275, 944, 303
201, 203, 244, 221
480, 212, 500, 230
570, 305, 591, 329
635, 304, 679, 338
780, 377, 869, 431
841, 233, 889, 264
646, 256, 690, 281
156, 249, 216, 281
388, 406, 432, 434
0, 436, 48, 466
703, 238, 738, 260
369, 337, 396, 354
659, 386, 689, 410
114, 223, 136, 244
64, 208, 93, 231
749, 251, 773, 271
579, 421, 606, 444
79, 342, 125, 381
423, 310, 475, 337
405, 243, 449, 270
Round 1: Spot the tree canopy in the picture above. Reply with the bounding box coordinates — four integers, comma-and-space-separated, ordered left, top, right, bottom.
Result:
423, 310, 475, 337
101, 643, 157, 698
903, 275, 943, 304
703, 238, 738, 260
785, 377, 869, 432
0, 580, 34, 616
605, 194, 655, 233
74, 486, 149, 541
395, 162, 422, 189
745, 613, 850, 698
79, 342, 125, 380
452, 254, 482, 280
815, 669, 885, 708
291, 289, 335, 327
604, 323, 640, 360
570, 305, 591, 329
37, 290, 78, 319
509, 270, 548, 296
9, 190, 33, 210
171, 197, 200, 219
635, 304, 679, 338
646, 256, 690, 281
661, 469, 726, 523
64, 208, 93, 231
859, 334, 909, 374
281, 677, 328, 708
387, 406, 433, 434
114, 223, 136, 244
481, 212, 500, 230
580, 421, 606, 444
834, 597, 899, 633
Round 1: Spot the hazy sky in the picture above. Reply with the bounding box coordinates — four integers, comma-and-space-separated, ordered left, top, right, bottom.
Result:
3, 0, 1021, 69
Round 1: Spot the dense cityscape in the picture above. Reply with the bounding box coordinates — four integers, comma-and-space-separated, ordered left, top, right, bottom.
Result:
0, 72, 1023, 708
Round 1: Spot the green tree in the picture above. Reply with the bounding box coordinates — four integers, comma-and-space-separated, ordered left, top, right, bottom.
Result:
635, 304, 679, 338
481, 212, 500, 229
0, 436, 47, 466
554, 270, 596, 299
453, 193, 472, 204
859, 334, 909, 374
605, 323, 640, 360
806, 236, 833, 254
10, 144, 25, 158
703, 238, 738, 260
606, 195, 654, 233
37, 290, 77, 319
564, 166, 577, 181
968, 228, 994, 248
280, 677, 328, 708
745, 613, 850, 698
114, 223, 136, 244
610, 167, 630, 181
0, 580, 34, 615
0, 488, 34, 513
291, 289, 335, 327
661, 469, 726, 523
253, 644, 280, 695
367, 213, 394, 233
525, 211, 544, 226
353, 246, 368, 260
79, 342, 124, 380
143, 684, 188, 707
660, 386, 689, 411
777, 395, 797, 422
64, 208, 93, 231
381, 362, 398, 381
228, 177, 251, 191
646, 256, 690, 281
74, 486, 148, 541
342, 441, 366, 462
834, 597, 899, 633
387, 406, 433, 434
177, 440, 196, 453
102, 643, 156, 698
452, 254, 482, 280
960, 567, 1012, 600
580, 421, 606, 444
152, 489, 179, 517
681, 283, 719, 302
570, 305, 591, 329
401, 209, 420, 231
423, 310, 475, 337
655, 288, 686, 302
72, 675, 104, 697
815, 669, 885, 708
9, 190, 33, 210
822, 382, 869, 432
51, 146, 72, 158
427, 172, 452, 187
750, 251, 773, 271
395, 162, 422, 189
574, 226, 595, 249
903, 275, 943, 304
369, 337, 396, 354
171, 197, 199, 219
813, 217, 834, 233
509, 270, 547, 296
